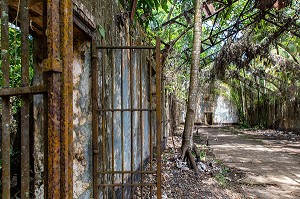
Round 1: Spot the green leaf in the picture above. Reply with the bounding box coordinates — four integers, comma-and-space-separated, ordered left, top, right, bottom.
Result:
97, 25, 106, 38
161, 0, 169, 12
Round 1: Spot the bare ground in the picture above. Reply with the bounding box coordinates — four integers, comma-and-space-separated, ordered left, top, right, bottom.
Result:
194, 125, 300, 199
136, 125, 300, 198
159, 133, 245, 199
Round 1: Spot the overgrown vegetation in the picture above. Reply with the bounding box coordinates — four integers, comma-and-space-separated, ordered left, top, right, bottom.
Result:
0, 23, 34, 197
130, 0, 300, 171
0, 24, 34, 113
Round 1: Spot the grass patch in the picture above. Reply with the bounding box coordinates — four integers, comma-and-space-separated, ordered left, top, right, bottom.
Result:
214, 166, 230, 188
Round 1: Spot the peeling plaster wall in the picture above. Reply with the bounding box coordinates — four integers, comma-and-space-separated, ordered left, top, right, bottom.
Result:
73, 38, 93, 198
73, 0, 155, 198
193, 84, 239, 125
32, 37, 45, 199
213, 95, 239, 124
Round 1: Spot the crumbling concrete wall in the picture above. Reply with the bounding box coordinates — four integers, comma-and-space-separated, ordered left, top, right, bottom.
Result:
72, 0, 157, 198
32, 37, 45, 198
73, 37, 93, 198
213, 94, 239, 124
193, 83, 239, 125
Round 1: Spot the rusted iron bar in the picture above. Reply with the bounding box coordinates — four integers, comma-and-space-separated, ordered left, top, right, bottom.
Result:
1, 0, 11, 198
20, 0, 30, 197
129, 43, 134, 198
42, 0, 48, 197
46, 0, 62, 198
121, 47, 125, 199
97, 46, 155, 49
0, 85, 47, 96
155, 36, 163, 199
92, 35, 100, 199
98, 170, 156, 174
99, 183, 156, 187
111, 47, 116, 199
60, 0, 74, 198
148, 48, 153, 198
139, 49, 144, 198
101, 48, 107, 199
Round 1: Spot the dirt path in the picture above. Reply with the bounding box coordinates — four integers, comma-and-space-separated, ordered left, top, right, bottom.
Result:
195, 126, 300, 199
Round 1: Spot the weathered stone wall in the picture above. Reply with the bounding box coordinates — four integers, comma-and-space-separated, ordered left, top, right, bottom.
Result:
32, 37, 46, 198
71, 0, 157, 198
213, 94, 239, 124
193, 84, 239, 125
73, 36, 93, 198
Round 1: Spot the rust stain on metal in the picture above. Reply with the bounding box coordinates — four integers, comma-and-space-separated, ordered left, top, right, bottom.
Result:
121, 46, 125, 199
155, 36, 163, 199
96, 40, 162, 198
101, 43, 107, 199
66, 1, 74, 198
0, 85, 47, 96
60, 0, 73, 198
111, 44, 116, 199
46, 73, 62, 199
46, 0, 62, 198
92, 34, 100, 199
20, 0, 30, 197
44, 0, 74, 198
149, 48, 154, 198
1, 0, 11, 198
129, 36, 134, 197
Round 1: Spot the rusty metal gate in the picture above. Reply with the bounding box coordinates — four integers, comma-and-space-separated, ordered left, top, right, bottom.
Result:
0, 1, 46, 198
1, 0, 73, 198
92, 37, 162, 198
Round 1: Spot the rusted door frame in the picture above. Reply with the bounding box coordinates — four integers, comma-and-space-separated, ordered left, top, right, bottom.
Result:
44, 0, 73, 198
92, 37, 162, 198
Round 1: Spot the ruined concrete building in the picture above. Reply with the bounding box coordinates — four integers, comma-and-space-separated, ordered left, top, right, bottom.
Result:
0, 0, 165, 198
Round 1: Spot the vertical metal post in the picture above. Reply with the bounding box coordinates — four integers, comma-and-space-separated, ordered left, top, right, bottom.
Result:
130, 45, 134, 198
111, 49, 115, 198
20, 0, 30, 198
121, 48, 125, 199
1, 0, 11, 198
92, 35, 100, 199
148, 49, 153, 198
60, 0, 73, 198
46, 0, 62, 198
43, 1, 49, 197
155, 37, 162, 199
139, 49, 144, 198
46, 1, 73, 197
101, 49, 107, 199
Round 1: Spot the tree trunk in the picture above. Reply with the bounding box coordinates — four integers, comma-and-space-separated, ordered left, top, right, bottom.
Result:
181, 0, 203, 172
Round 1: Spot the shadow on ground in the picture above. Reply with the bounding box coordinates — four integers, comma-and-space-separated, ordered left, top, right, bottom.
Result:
194, 126, 300, 199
